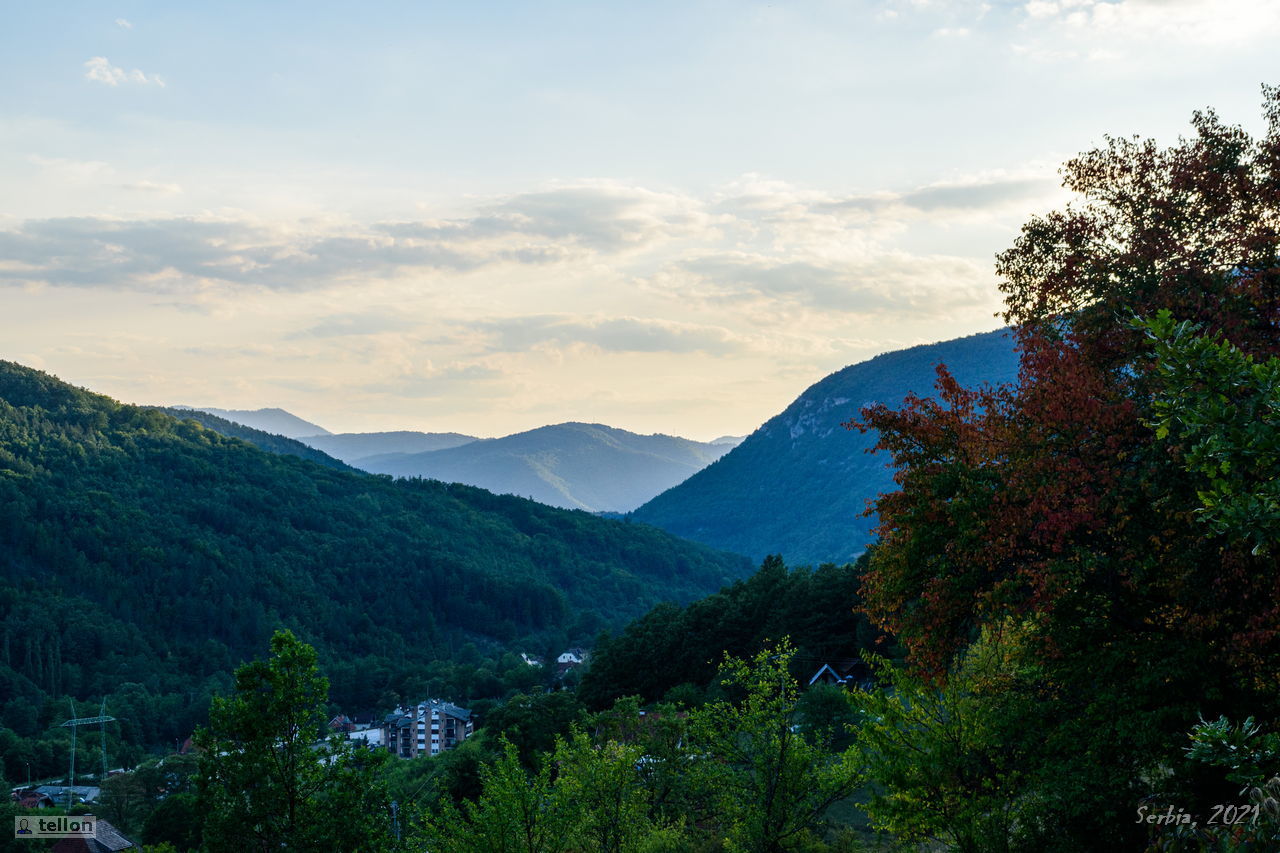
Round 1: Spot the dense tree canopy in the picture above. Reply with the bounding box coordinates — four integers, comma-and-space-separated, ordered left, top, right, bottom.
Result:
579, 555, 877, 709
852, 87, 1280, 848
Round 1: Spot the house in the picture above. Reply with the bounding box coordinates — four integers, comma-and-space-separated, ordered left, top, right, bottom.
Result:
33, 786, 101, 806
555, 647, 589, 680
520, 653, 544, 667
556, 648, 588, 665
50, 817, 137, 852
381, 700, 474, 759
12, 790, 55, 809
328, 714, 356, 733
348, 727, 383, 748
807, 659, 872, 690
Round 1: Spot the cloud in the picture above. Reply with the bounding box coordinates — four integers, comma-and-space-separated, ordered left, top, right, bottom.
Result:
719, 173, 1056, 225
472, 315, 749, 356
1015, 0, 1280, 56
288, 312, 421, 339
0, 177, 1035, 303
0, 184, 713, 292
0, 216, 475, 291
365, 362, 509, 399
379, 184, 712, 254
84, 56, 164, 87
668, 252, 992, 315
897, 178, 1052, 211
115, 18, 133, 29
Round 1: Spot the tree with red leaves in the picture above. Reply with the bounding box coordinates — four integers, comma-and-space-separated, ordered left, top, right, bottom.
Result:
850, 88, 1280, 849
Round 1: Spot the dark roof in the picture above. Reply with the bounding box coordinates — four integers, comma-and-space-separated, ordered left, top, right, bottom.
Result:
50, 817, 136, 852
16, 791, 55, 808
808, 659, 871, 686
34, 785, 101, 802
429, 701, 471, 721
93, 819, 136, 851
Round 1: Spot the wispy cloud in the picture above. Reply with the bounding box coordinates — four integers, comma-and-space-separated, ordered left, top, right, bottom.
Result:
288, 312, 421, 339
472, 315, 749, 356
84, 56, 165, 87
665, 252, 991, 315
0, 175, 1039, 327
1012, 0, 1280, 60
115, 18, 133, 30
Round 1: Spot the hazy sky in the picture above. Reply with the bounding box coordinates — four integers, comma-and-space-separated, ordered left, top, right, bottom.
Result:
2, 1, 1276, 439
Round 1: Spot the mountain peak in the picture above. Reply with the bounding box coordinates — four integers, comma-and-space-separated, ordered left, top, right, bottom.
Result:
179, 406, 332, 438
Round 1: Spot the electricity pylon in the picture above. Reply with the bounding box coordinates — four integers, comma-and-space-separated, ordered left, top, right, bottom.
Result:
59, 699, 116, 807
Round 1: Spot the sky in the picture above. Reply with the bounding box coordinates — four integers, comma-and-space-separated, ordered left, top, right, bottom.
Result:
2, 1, 1277, 440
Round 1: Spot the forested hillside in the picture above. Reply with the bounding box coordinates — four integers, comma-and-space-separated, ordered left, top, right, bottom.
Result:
0, 362, 749, 759
633, 330, 1019, 564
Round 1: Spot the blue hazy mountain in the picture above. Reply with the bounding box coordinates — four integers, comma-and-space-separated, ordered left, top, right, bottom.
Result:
357, 422, 734, 513
299, 431, 478, 465
179, 406, 332, 439
631, 329, 1021, 565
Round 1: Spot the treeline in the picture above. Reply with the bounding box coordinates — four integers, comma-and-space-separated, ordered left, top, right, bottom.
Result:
579, 554, 878, 709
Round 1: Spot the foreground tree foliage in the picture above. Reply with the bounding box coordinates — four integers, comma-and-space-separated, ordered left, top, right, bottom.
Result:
415, 645, 860, 853
853, 626, 1046, 852
196, 630, 393, 852
686, 644, 862, 852
1143, 311, 1280, 552
851, 88, 1280, 849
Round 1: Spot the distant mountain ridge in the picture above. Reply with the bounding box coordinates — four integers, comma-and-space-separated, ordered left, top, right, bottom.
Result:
176, 409, 729, 513
299, 430, 477, 464
154, 407, 357, 472
180, 406, 332, 438
631, 329, 1021, 565
358, 422, 735, 513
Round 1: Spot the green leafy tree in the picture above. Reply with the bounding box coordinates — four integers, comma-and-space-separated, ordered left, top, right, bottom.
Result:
414, 737, 577, 853
195, 630, 392, 852
1142, 311, 1280, 552
97, 770, 151, 836
141, 792, 203, 851
555, 729, 657, 853
852, 627, 1043, 853
482, 690, 585, 768
686, 642, 861, 852
1143, 718, 1280, 851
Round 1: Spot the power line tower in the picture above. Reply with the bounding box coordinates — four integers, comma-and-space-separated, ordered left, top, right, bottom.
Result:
59, 699, 116, 808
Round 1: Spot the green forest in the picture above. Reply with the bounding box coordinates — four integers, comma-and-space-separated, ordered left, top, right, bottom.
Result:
6, 92, 1280, 852
0, 362, 748, 782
